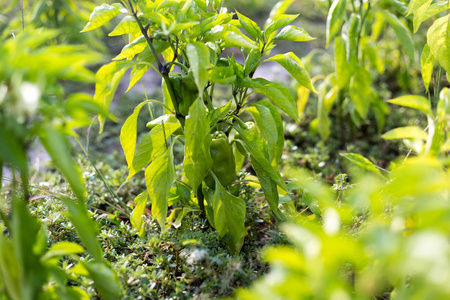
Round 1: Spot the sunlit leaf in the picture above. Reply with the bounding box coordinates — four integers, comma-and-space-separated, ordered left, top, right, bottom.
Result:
145, 144, 176, 230
266, 52, 317, 93
382, 126, 428, 140
340, 153, 381, 175
184, 99, 213, 192
212, 174, 247, 255
388, 95, 432, 115
81, 3, 125, 33
326, 0, 347, 47
427, 14, 450, 75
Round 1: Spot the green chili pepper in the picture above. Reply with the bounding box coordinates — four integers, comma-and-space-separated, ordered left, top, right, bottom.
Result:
204, 132, 236, 189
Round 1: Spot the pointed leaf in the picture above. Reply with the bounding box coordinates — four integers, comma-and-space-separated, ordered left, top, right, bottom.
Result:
326, 0, 347, 47
266, 52, 317, 93
246, 100, 284, 166
382, 126, 428, 140
413, 1, 448, 33
128, 122, 181, 180
186, 43, 210, 95
421, 44, 435, 92
39, 124, 85, 201
246, 78, 299, 121
340, 153, 381, 175
382, 11, 415, 62
145, 145, 176, 231
130, 191, 149, 237
120, 100, 152, 168
427, 14, 450, 75
265, 0, 296, 28
388, 95, 432, 115
109, 16, 139, 36
81, 3, 125, 33
212, 175, 247, 254
234, 124, 287, 191
94, 61, 133, 132
184, 99, 213, 191
83, 261, 123, 300
236, 11, 261, 40
273, 25, 316, 42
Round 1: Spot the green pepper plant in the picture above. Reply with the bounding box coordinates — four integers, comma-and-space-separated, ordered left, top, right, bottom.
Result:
82, 0, 316, 254
301, 0, 421, 141
0, 20, 122, 300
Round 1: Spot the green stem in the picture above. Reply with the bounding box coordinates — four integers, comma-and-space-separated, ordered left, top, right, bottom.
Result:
197, 185, 205, 218
435, 66, 443, 113
76, 139, 131, 216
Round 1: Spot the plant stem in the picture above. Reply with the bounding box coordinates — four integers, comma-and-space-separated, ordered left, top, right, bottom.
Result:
197, 185, 206, 218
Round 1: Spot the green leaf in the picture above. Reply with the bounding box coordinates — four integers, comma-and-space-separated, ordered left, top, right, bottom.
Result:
317, 83, 331, 141
205, 24, 258, 49
0, 126, 27, 173
266, 52, 317, 93
127, 42, 170, 92
42, 242, 85, 261
297, 86, 310, 121
145, 144, 176, 231
246, 100, 284, 167
108, 16, 139, 36
388, 95, 432, 115
382, 126, 428, 140
250, 155, 283, 219
349, 67, 372, 119
94, 61, 133, 132
209, 100, 232, 126
186, 42, 210, 96
236, 11, 261, 40
128, 121, 181, 180
244, 48, 262, 77
130, 191, 149, 238
335, 36, 353, 89
208, 66, 236, 85
0, 234, 21, 300
264, 14, 299, 41
407, 0, 432, 16
246, 78, 299, 121
83, 261, 123, 300
273, 25, 316, 42
59, 197, 103, 262
120, 101, 152, 169
413, 1, 448, 33
39, 124, 85, 201
212, 174, 247, 254
326, 0, 347, 47
427, 14, 450, 75
113, 36, 147, 60
81, 3, 125, 33
10, 198, 47, 300
340, 153, 381, 175
184, 99, 213, 192
265, 0, 296, 28
421, 44, 435, 92
382, 11, 415, 62
234, 125, 287, 191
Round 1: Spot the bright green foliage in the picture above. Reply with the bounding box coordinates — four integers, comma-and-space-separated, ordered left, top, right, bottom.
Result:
239, 86, 450, 297
85, 0, 315, 253
211, 174, 247, 255
427, 15, 450, 75
312, 1, 422, 139
0, 27, 122, 299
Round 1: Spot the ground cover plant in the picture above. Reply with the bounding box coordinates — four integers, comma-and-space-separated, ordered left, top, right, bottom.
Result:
2, 0, 450, 299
